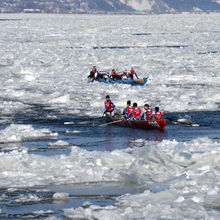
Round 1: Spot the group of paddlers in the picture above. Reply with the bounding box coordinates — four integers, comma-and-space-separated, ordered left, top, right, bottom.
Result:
104, 95, 162, 121
88, 66, 139, 80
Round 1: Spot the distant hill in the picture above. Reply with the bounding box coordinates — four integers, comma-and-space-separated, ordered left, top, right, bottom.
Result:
0, 0, 220, 13
162, 0, 220, 12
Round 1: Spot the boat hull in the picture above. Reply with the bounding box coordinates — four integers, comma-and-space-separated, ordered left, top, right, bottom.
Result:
89, 77, 148, 86
108, 117, 166, 130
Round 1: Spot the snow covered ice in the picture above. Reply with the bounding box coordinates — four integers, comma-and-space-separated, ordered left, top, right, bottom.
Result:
0, 13, 220, 117
62, 138, 220, 219
0, 137, 220, 218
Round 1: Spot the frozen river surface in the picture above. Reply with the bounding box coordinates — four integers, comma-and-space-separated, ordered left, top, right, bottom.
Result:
0, 13, 220, 219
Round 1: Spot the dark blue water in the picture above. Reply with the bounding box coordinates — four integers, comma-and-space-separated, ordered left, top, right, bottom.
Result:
1, 111, 219, 154
17, 110, 220, 154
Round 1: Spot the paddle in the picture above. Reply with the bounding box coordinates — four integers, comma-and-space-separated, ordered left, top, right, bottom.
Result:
164, 117, 200, 127
64, 116, 105, 126
97, 119, 123, 127
102, 111, 106, 118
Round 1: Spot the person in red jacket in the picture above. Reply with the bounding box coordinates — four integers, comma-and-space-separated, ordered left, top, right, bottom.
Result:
140, 104, 153, 120
128, 103, 141, 120
120, 71, 128, 80
104, 95, 115, 117
128, 67, 138, 79
110, 69, 118, 80
89, 66, 98, 78
122, 100, 133, 118
153, 107, 162, 120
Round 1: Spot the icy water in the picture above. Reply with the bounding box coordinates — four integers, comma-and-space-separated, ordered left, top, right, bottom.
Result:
0, 13, 220, 219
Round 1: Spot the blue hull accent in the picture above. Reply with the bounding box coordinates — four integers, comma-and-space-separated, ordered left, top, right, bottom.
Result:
90, 77, 148, 86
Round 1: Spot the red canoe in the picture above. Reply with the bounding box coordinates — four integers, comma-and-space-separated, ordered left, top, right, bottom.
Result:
107, 117, 167, 130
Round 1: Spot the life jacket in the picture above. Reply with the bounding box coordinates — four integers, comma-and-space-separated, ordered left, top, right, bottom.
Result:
105, 100, 114, 112
91, 68, 97, 74
121, 71, 127, 76
126, 105, 133, 116
154, 111, 162, 120
111, 70, 117, 77
129, 69, 136, 76
132, 107, 141, 117
144, 109, 153, 120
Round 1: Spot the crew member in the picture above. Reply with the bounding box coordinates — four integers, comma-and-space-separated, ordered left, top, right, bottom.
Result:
104, 95, 115, 117
102, 71, 109, 79
89, 66, 98, 78
140, 104, 153, 120
153, 107, 162, 120
128, 102, 141, 120
129, 67, 138, 79
98, 70, 108, 79
122, 100, 133, 118
120, 71, 127, 80
110, 69, 118, 80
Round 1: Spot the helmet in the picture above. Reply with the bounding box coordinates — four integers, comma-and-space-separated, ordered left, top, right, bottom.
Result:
106, 95, 110, 99
155, 107, 159, 112
144, 104, 149, 107
127, 100, 131, 105
133, 102, 137, 107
